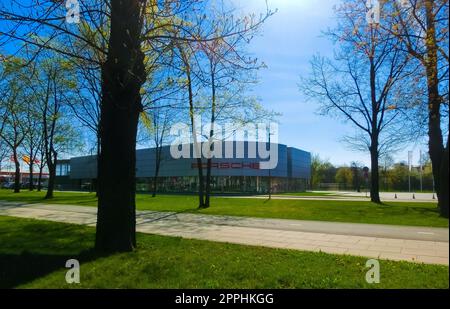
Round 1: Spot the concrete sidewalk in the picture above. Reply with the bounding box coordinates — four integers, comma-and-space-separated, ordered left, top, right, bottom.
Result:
0, 201, 448, 265
227, 193, 437, 203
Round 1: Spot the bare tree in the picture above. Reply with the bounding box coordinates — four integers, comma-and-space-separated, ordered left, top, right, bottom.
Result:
176, 42, 207, 208
199, 26, 266, 207
301, 0, 418, 203
140, 99, 176, 197
173, 3, 274, 208
383, 0, 449, 217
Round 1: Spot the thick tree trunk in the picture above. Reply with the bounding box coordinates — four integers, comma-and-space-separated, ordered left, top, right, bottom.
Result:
45, 161, 55, 199
424, 0, 446, 217
369, 145, 381, 204
425, 44, 444, 210
95, 0, 146, 252
96, 134, 100, 197
197, 159, 205, 208
438, 140, 449, 218
368, 48, 381, 204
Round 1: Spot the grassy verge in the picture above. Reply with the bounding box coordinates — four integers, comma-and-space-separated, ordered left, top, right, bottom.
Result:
0, 215, 447, 289
0, 189, 447, 227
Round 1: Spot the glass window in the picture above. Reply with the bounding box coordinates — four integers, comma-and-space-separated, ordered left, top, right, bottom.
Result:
56, 163, 70, 176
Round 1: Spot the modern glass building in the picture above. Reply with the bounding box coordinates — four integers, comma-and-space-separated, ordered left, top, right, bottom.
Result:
55, 142, 311, 194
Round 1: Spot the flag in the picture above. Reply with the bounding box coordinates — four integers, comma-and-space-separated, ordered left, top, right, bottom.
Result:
21, 155, 40, 164
22, 155, 31, 164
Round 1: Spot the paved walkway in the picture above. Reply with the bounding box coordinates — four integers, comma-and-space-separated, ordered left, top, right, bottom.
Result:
227, 192, 437, 203
0, 201, 448, 265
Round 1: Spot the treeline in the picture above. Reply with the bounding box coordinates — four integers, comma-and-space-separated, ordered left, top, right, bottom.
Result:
0, 56, 80, 197
311, 155, 436, 192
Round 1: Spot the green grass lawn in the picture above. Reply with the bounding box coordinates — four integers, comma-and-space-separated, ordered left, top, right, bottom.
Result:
0, 189, 447, 227
0, 215, 447, 289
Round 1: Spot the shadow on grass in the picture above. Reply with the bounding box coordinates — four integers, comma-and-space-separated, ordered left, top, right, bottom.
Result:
381, 202, 441, 213
0, 218, 107, 288
0, 249, 105, 288
0, 189, 98, 207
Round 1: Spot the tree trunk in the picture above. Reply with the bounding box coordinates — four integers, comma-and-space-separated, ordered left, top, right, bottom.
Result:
45, 160, 55, 199
151, 173, 158, 197
425, 42, 444, 210
424, 0, 446, 217
438, 140, 449, 218
369, 144, 381, 204
427, 79, 444, 204
369, 45, 381, 204
152, 147, 161, 197
196, 159, 205, 208
205, 158, 212, 207
95, 0, 146, 252
95, 133, 100, 197
29, 161, 34, 191
37, 167, 43, 192
13, 149, 20, 193
204, 66, 216, 209
181, 47, 205, 209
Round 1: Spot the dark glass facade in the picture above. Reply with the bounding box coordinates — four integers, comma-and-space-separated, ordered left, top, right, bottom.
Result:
56, 142, 311, 193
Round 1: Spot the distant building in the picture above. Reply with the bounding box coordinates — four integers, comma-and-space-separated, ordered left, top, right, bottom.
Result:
0, 171, 49, 185
55, 142, 311, 194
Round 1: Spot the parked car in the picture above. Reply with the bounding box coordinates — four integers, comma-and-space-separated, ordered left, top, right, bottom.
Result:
1, 182, 15, 189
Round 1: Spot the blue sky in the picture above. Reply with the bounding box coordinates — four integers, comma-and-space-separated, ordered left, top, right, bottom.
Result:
232, 0, 428, 166
0, 0, 428, 167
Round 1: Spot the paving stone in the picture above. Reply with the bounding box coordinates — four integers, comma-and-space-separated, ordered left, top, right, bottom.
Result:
317, 246, 349, 254
1, 203, 448, 266
379, 253, 418, 263
368, 245, 402, 253
415, 256, 449, 265
345, 249, 381, 259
